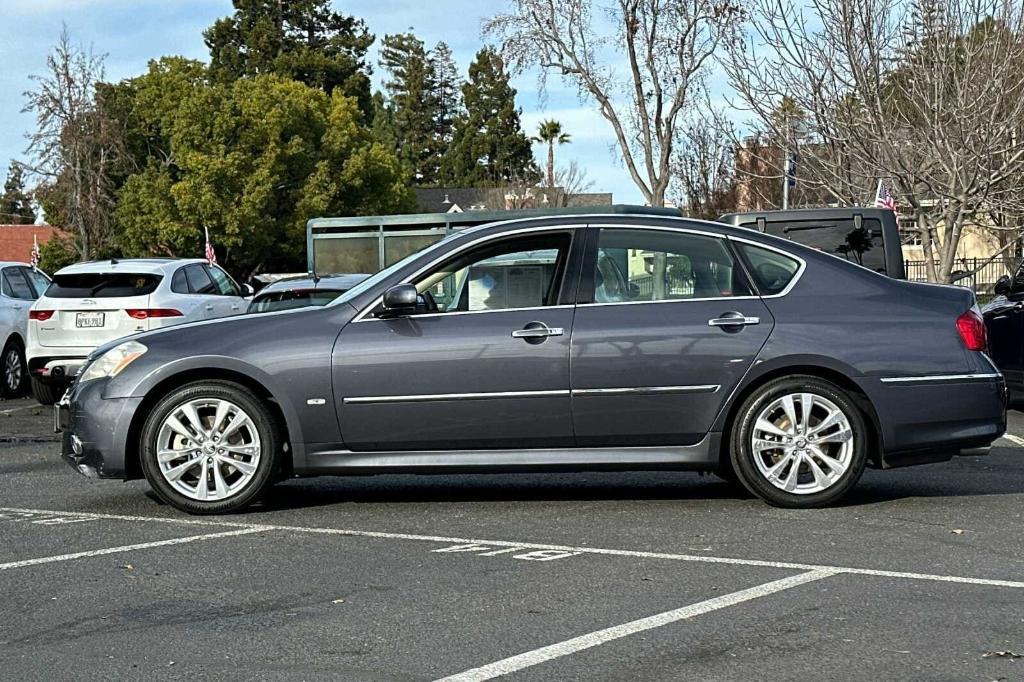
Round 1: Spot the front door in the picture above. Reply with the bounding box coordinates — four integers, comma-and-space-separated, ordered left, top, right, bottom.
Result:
570, 226, 774, 446
333, 229, 579, 451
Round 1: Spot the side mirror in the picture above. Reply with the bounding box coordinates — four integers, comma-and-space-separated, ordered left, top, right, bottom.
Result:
994, 275, 1011, 296
241, 283, 255, 297
381, 283, 418, 316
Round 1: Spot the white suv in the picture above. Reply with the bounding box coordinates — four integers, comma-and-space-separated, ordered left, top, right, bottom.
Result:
27, 258, 250, 404
1, 262, 51, 398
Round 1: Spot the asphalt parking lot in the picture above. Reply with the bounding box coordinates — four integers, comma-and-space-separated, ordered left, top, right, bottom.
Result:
1, 397, 1023, 681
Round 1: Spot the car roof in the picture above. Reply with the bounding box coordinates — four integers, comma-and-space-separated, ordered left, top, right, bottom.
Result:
54, 258, 208, 276
256, 273, 370, 295
0, 261, 32, 269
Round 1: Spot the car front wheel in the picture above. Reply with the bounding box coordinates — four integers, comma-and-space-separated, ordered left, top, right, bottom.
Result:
1, 341, 27, 398
140, 381, 281, 514
730, 376, 868, 508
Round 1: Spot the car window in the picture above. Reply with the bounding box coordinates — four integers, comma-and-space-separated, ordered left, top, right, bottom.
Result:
2, 267, 35, 300
591, 229, 751, 303
184, 265, 217, 295
249, 289, 345, 313
43, 273, 162, 298
761, 218, 885, 274
23, 268, 50, 298
412, 233, 572, 313
735, 243, 801, 296
171, 268, 189, 294
207, 266, 241, 296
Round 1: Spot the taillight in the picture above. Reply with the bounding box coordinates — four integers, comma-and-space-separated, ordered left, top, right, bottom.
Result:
125, 309, 183, 320
956, 309, 987, 351
29, 310, 53, 322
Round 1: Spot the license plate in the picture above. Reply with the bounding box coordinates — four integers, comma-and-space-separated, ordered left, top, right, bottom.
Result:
76, 312, 105, 328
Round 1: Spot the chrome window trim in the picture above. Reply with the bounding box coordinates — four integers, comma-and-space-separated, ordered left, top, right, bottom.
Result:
584, 223, 807, 300
572, 385, 720, 396
879, 373, 1002, 384
352, 224, 585, 323
344, 389, 570, 404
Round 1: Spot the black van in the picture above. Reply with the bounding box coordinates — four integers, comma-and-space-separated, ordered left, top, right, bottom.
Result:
718, 208, 905, 279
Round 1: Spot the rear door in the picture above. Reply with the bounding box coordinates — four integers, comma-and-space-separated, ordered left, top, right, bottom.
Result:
205, 265, 246, 318
180, 265, 221, 320
570, 226, 774, 446
34, 272, 161, 348
1, 267, 36, 340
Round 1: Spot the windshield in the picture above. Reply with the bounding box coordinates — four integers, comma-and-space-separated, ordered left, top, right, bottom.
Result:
45, 273, 163, 298
331, 231, 462, 306
249, 289, 345, 313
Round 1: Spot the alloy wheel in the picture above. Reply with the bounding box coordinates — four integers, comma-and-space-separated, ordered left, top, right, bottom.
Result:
155, 398, 262, 501
750, 392, 854, 495
3, 348, 22, 394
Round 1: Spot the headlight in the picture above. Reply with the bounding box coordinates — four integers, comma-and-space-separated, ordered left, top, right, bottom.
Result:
78, 341, 148, 383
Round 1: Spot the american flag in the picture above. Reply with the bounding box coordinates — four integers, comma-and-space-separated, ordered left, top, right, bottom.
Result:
30, 234, 40, 270
874, 180, 897, 211
204, 226, 217, 265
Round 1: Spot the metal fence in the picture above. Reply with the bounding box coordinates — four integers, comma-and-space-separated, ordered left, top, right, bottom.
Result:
904, 257, 1021, 293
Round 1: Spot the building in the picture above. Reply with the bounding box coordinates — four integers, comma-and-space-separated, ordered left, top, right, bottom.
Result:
0, 224, 61, 264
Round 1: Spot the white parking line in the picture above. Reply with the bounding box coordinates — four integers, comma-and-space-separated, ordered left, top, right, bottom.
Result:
0, 404, 36, 415
435, 569, 836, 681
1001, 433, 1024, 448
3, 506, 1022, 588
0, 527, 264, 571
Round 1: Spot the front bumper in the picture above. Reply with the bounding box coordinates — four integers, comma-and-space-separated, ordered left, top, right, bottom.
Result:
56, 379, 142, 479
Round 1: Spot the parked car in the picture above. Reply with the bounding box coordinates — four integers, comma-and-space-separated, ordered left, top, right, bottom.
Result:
28, 258, 250, 405
983, 271, 1024, 403
0, 262, 50, 397
719, 208, 905, 279
247, 274, 369, 314
56, 213, 1004, 514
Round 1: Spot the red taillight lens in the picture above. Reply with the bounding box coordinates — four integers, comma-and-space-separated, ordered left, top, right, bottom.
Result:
956, 309, 987, 351
29, 310, 53, 322
125, 308, 183, 320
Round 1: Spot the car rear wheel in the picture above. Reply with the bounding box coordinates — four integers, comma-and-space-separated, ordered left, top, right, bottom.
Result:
1, 341, 27, 398
140, 381, 281, 514
730, 375, 868, 508
30, 376, 64, 405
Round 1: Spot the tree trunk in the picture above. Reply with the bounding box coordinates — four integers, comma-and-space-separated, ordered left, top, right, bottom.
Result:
547, 141, 555, 188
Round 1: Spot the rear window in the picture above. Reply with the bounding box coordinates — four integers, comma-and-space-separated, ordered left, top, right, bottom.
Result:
760, 218, 886, 274
45, 273, 162, 298
736, 244, 801, 295
248, 289, 345, 313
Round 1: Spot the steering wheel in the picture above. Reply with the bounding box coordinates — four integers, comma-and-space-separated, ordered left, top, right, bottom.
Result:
419, 290, 439, 313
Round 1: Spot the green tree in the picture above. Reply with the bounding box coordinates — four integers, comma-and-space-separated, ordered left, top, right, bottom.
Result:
1, 162, 35, 224
115, 75, 413, 276
532, 120, 570, 188
430, 41, 462, 156
204, 0, 374, 116
380, 33, 440, 184
439, 48, 537, 186
37, 232, 78, 274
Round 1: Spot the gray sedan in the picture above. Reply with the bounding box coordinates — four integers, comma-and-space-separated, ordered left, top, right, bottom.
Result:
56, 213, 1006, 513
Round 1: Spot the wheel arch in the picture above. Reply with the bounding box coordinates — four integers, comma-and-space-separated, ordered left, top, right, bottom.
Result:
3, 331, 25, 350
123, 367, 295, 480
715, 359, 884, 471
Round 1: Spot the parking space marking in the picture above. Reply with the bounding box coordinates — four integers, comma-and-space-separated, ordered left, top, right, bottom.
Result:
0, 527, 264, 571
434, 569, 836, 681
1001, 434, 1024, 447
3, 506, 1024, 588
0, 404, 35, 416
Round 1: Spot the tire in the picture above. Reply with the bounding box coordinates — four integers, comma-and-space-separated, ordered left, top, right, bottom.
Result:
730, 375, 868, 508
140, 380, 281, 514
1, 340, 28, 398
30, 376, 64, 405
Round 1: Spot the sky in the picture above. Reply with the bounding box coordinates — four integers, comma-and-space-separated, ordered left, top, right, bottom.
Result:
0, 0, 645, 209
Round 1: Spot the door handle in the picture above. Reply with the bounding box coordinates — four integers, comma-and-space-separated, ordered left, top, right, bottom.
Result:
708, 313, 760, 327
205, 304, 215, 311
511, 322, 564, 341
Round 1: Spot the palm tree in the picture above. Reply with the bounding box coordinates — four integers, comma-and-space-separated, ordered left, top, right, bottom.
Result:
532, 119, 571, 188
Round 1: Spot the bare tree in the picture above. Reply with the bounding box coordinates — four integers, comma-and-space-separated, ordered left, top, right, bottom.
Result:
23, 26, 124, 259
551, 160, 596, 206
486, 0, 744, 207
673, 106, 738, 219
724, 0, 1024, 283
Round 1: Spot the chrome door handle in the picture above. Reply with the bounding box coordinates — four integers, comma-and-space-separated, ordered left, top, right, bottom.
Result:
511, 323, 564, 339
708, 314, 760, 327
205, 304, 215, 311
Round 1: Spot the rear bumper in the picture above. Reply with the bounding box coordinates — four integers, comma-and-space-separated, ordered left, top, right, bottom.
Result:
28, 344, 95, 384
56, 378, 140, 479
857, 374, 1007, 468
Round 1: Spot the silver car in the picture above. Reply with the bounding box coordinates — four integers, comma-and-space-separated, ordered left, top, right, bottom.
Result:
0, 262, 50, 397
